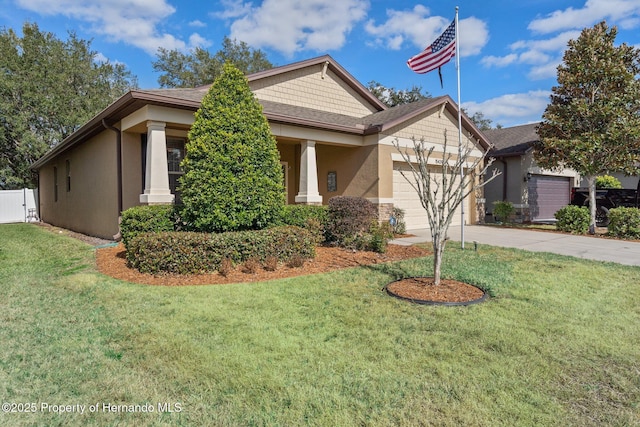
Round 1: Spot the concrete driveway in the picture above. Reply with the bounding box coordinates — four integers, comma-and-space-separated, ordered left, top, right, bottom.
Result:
391, 225, 640, 267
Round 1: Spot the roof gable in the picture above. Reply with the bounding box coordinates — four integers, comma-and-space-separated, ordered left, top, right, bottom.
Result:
247, 55, 386, 117
362, 96, 491, 150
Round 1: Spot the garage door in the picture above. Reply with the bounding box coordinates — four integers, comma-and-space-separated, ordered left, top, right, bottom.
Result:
528, 175, 570, 221
393, 163, 467, 230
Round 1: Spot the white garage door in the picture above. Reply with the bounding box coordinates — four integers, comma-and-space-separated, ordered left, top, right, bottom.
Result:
393, 163, 467, 230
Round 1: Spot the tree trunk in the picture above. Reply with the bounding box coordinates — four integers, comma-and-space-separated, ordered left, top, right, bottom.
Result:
587, 175, 596, 235
432, 235, 446, 286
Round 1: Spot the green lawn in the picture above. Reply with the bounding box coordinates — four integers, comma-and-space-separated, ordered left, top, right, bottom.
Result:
0, 223, 638, 426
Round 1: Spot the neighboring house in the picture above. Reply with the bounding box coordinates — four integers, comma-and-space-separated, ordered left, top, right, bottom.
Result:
484, 123, 580, 222
31, 55, 490, 239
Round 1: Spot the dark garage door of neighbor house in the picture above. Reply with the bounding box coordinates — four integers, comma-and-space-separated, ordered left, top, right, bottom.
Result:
528, 175, 570, 222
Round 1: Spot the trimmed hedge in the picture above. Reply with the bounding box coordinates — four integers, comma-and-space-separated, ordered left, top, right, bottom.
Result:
282, 204, 328, 227
608, 207, 640, 239
126, 226, 316, 275
282, 204, 328, 244
120, 205, 177, 249
555, 205, 590, 234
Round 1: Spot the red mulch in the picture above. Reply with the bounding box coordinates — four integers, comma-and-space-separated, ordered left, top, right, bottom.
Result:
95, 243, 431, 287
96, 244, 485, 303
386, 277, 485, 303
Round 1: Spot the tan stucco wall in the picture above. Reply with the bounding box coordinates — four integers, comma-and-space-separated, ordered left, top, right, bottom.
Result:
251, 66, 378, 117
121, 130, 143, 211
316, 144, 378, 202
38, 130, 119, 239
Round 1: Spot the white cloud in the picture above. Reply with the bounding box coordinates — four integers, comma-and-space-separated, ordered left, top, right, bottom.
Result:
528, 0, 640, 34
482, 30, 580, 81
364, 6, 488, 56
463, 90, 551, 127
528, 60, 562, 80
481, 53, 518, 68
93, 52, 108, 64
15, 0, 207, 55
221, 0, 369, 56
189, 20, 207, 28
188, 33, 211, 49
214, 0, 253, 19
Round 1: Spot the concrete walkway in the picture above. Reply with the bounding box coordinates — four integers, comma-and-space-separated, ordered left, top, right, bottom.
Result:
391, 225, 640, 267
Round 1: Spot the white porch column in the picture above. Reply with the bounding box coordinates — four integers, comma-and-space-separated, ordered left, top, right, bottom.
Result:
295, 140, 323, 204
140, 121, 175, 204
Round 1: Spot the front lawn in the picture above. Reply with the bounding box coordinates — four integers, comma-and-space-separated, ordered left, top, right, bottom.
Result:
1, 223, 638, 426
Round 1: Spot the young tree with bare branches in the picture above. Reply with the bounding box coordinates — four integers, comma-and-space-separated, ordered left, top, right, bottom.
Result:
393, 131, 498, 285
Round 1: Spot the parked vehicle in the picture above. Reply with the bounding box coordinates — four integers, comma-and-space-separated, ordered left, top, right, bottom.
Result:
570, 180, 640, 226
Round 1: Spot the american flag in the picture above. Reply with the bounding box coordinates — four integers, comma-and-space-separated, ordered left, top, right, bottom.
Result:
407, 20, 456, 74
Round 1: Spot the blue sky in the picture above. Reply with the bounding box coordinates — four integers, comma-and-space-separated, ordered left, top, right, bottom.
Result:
1, 0, 640, 128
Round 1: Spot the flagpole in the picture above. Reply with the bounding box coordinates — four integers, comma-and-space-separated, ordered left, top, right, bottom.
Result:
455, 6, 464, 249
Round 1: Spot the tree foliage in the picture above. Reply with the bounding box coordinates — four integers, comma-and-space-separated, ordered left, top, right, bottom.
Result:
179, 63, 285, 232
463, 109, 501, 131
367, 81, 431, 107
0, 23, 137, 189
153, 37, 273, 88
534, 21, 640, 233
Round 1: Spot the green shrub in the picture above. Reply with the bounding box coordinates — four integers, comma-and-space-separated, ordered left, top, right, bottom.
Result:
282, 204, 328, 243
607, 207, 640, 239
493, 201, 515, 223
555, 205, 590, 234
179, 63, 285, 233
390, 207, 406, 235
126, 226, 316, 275
596, 175, 622, 189
120, 205, 176, 249
325, 196, 378, 247
282, 204, 328, 227
365, 222, 393, 253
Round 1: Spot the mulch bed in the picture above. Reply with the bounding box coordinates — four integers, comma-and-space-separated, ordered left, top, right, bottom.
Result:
36, 221, 484, 303
386, 277, 485, 304
95, 243, 431, 287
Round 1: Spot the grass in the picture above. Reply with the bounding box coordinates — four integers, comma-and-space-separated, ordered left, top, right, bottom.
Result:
0, 223, 639, 426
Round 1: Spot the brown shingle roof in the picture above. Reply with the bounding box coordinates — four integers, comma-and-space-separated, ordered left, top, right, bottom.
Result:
484, 122, 540, 157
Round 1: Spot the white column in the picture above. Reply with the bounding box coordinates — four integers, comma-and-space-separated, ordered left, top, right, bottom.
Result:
295, 140, 323, 204
140, 121, 175, 204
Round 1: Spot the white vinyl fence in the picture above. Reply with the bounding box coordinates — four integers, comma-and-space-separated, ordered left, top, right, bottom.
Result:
0, 188, 39, 224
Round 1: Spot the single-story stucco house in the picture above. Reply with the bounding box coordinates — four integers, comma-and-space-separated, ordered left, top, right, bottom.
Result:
31, 55, 490, 239
483, 123, 580, 222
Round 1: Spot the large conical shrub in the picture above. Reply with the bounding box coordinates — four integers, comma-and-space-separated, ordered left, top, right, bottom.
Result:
180, 62, 285, 232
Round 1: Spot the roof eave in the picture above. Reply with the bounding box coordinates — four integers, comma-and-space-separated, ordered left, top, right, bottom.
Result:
31, 90, 200, 170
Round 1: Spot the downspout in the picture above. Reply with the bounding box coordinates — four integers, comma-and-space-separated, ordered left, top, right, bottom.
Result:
102, 119, 123, 240
500, 158, 508, 200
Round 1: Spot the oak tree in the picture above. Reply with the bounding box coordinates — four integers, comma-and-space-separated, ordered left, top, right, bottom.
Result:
153, 37, 273, 88
0, 23, 137, 189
